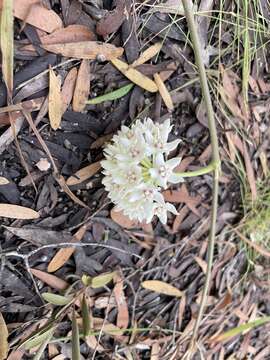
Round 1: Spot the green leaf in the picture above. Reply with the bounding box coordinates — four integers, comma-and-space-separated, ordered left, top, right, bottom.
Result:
210, 316, 270, 342
86, 84, 134, 104
72, 309, 81, 360
91, 272, 116, 289
42, 292, 72, 306
81, 295, 91, 337
32, 330, 54, 360
24, 328, 55, 350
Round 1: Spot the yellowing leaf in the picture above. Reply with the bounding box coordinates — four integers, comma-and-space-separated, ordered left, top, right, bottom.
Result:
24, 328, 55, 350
42, 292, 72, 306
209, 317, 270, 343
0, 204, 39, 219
131, 42, 162, 67
0, 312, 8, 360
142, 280, 183, 297
111, 58, 158, 93
154, 73, 174, 111
0, 0, 14, 97
49, 68, 62, 130
72, 59, 91, 112
91, 272, 116, 289
43, 42, 123, 60
66, 161, 101, 186
72, 310, 81, 360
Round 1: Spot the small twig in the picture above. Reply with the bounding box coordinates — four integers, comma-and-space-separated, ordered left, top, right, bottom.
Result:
182, 0, 220, 354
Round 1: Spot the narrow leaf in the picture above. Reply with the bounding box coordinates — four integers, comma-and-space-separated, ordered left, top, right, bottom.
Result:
43, 42, 123, 60
0, 312, 8, 360
81, 295, 91, 337
47, 224, 87, 272
86, 84, 134, 104
66, 161, 101, 186
30, 268, 68, 291
0, 204, 39, 219
142, 280, 183, 297
49, 68, 62, 130
91, 272, 116, 289
110, 58, 158, 93
0, 0, 14, 97
24, 328, 55, 350
61, 67, 77, 114
154, 73, 174, 111
209, 317, 270, 343
42, 293, 72, 306
131, 42, 162, 67
72, 310, 81, 360
73, 59, 91, 112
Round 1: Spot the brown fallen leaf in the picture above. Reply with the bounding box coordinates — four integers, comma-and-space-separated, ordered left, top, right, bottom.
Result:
0, 312, 8, 360
193, 256, 207, 274
49, 68, 62, 130
47, 224, 88, 272
150, 342, 160, 360
73, 60, 91, 112
61, 67, 78, 114
43, 42, 123, 60
0, 204, 39, 219
85, 336, 105, 353
131, 42, 163, 67
90, 134, 113, 149
243, 143, 257, 201
12, 0, 63, 33
142, 280, 183, 297
154, 73, 174, 111
66, 161, 101, 186
163, 184, 201, 216
30, 268, 68, 290
110, 207, 139, 229
96, 0, 126, 37
111, 58, 158, 93
0, 97, 44, 126
113, 273, 129, 329
21, 25, 96, 52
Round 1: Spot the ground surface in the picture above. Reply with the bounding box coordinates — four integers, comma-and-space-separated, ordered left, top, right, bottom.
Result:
0, 1, 270, 359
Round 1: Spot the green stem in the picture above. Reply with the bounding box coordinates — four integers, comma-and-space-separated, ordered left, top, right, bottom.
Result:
182, 0, 221, 354
176, 161, 219, 178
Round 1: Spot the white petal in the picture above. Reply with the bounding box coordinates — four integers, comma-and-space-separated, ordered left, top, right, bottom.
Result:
166, 202, 178, 215
168, 173, 184, 184
155, 153, 165, 167
166, 157, 181, 169
157, 210, 167, 224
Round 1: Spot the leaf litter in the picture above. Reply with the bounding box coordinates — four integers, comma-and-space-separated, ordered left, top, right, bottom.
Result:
1, 1, 270, 359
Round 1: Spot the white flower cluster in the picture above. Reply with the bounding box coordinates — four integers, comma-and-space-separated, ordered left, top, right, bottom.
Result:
101, 118, 183, 224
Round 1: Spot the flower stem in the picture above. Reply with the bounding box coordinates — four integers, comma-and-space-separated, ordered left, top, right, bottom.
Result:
182, 0, 221, 355
176, 161, 219, 178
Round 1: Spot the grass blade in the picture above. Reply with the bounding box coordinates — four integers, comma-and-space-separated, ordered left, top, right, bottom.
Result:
81, 294, 91, 337
0, 0, 14, 97
72, 309, 81, 360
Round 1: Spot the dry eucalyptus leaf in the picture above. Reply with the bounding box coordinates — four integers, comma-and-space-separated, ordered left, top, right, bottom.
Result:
12, 0, 63, 33
111, 58, 158, 93
72, 59, 91, 112
66, 161, 101, 186
0, 204, 39, 219
0, 312, 8, 360
43, 42, 124, 60
142, 280, 183, 297
49, 68, 62, 130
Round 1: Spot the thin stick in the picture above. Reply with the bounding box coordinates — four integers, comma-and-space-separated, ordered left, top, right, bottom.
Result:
182, 0, 220, 352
